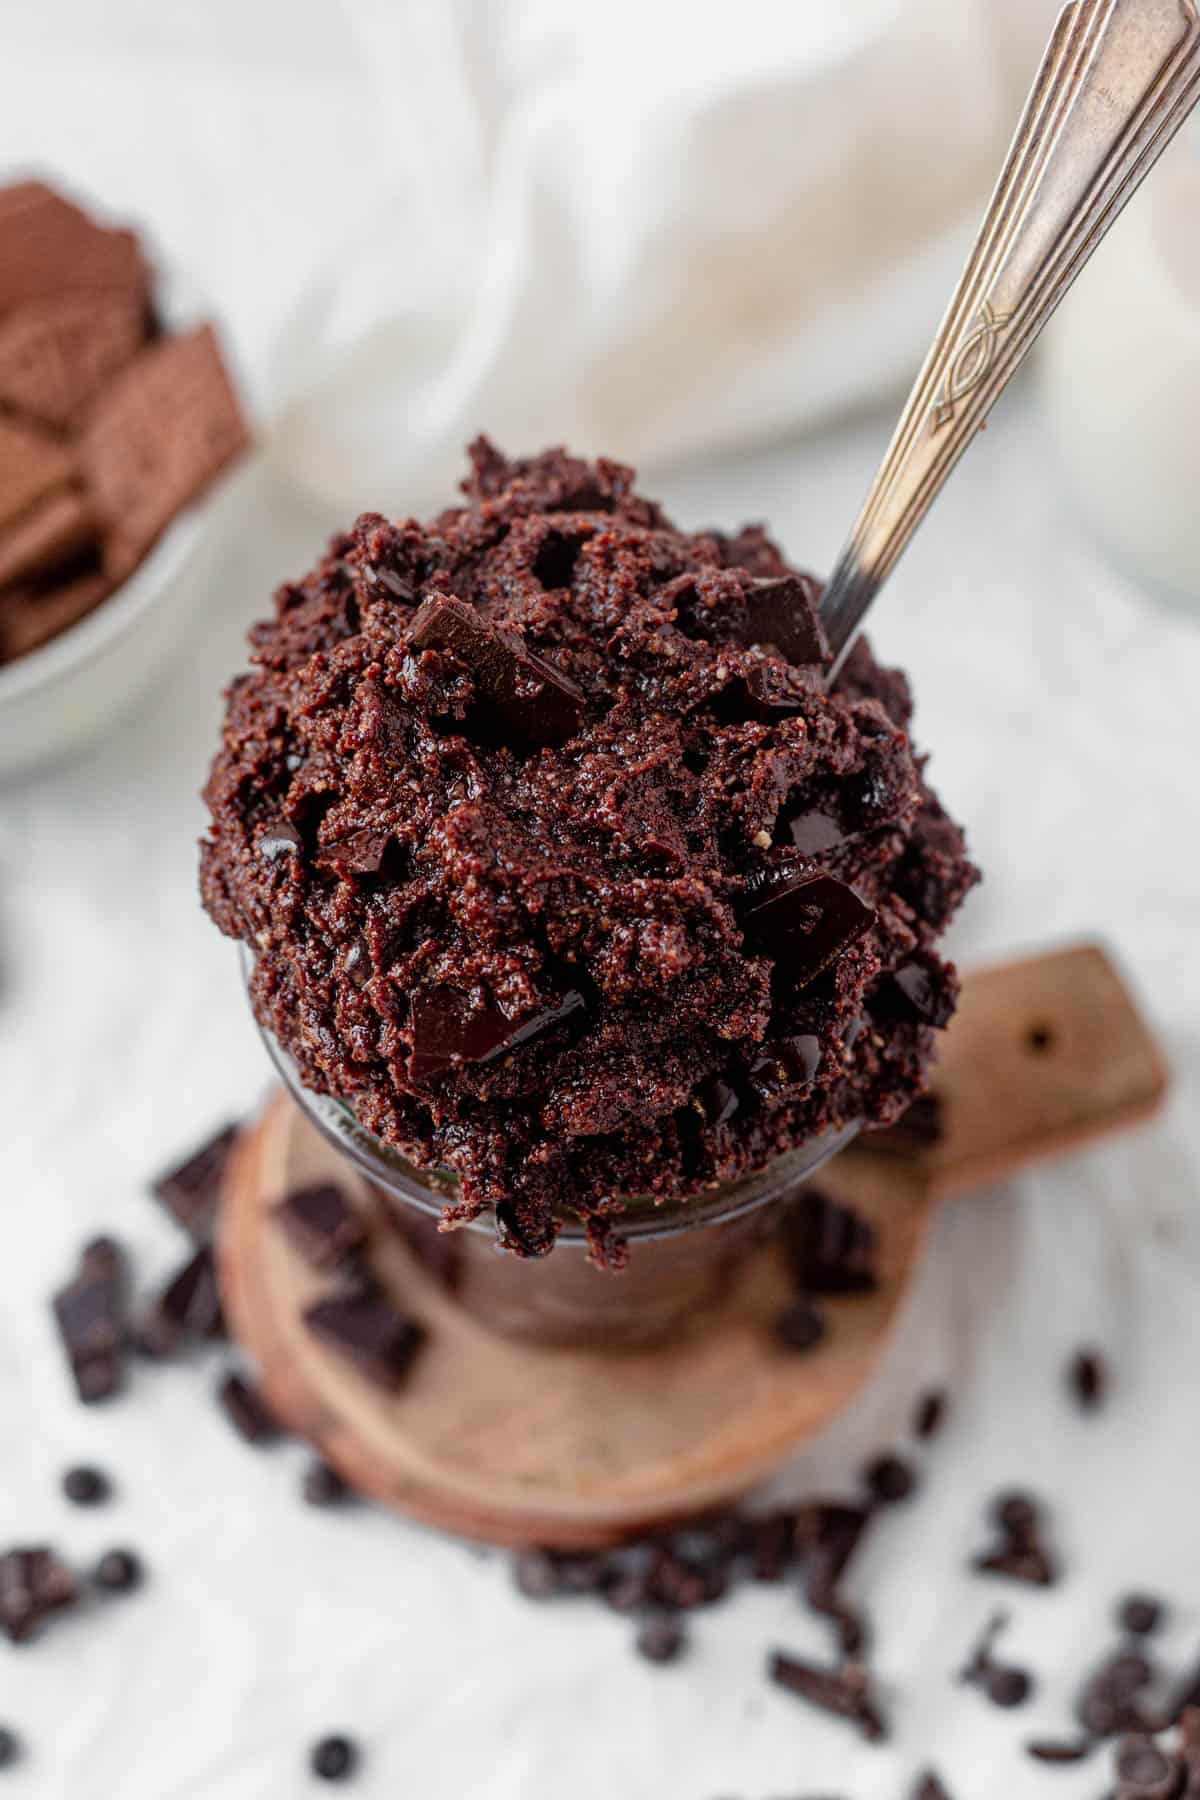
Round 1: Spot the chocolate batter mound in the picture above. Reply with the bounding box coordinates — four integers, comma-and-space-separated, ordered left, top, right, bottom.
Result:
201, 442, 977, 1259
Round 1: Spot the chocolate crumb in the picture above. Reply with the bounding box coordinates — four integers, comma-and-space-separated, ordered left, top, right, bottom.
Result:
303, 1460, 353, 1508
93, 1548, 142, 1595
310, 1734, 360, 1783
62, 1465, 111, 1507
913, 1388, 948, 1441
1071, 1348, 1109, 1412
767, 1652, 888, 1742
636, 1614, 688, 1665
0, 1548, 77, 1643
0, 1727, 20, 1770
863, 1453, 916, 1506
217, 1372, 280, 1445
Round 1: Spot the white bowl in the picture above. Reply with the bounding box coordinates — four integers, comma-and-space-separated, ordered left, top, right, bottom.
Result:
0, 263, 251, 782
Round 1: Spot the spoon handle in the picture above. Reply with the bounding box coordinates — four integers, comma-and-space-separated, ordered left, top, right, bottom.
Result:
820, 0, 1200, 671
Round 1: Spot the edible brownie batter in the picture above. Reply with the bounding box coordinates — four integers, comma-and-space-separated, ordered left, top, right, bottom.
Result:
201, 442, 977, 1260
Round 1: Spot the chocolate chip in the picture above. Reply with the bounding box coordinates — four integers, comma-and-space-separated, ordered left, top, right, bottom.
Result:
410, 984, 585, 1083
1120, 1596, 1165, 1638
52, 1238, 129, 1404
740, 863, 875, 990
784, 1188, 877, 1295
913, 1388, 948, 1441
1026, 1739, 1092, 1764
767, 1652, 888, 1742
987, 1664, 1033, 1708
93, 1548, 142, 1594
0, 1548, 77, 1643
303, 1460, 352, 1508
151, 1123, 237, 1242
0, 1727, 19, 1770
772, 1301, 826, 1354
135, 1244, 224, 1357
636, 1614, 688, 1665
1078, 1651, 1156, 1738
257, 822, 303, 861
410, 593, 585, 748
740, 574, 829, 667
303, 1289, 423, 1390
62, 1465, 111, 1507
217, 1372, 280, 1445
310, 1734, 360, 1782
513, 1549, 562, 1601
273, 1182, 366, 1272
863, 1453, 916, 1505
1071, 1348, 1108, 1412
992, 1492, 1040, 1537
959, 1611, 1010, 1685
911, 1775, 953, 1800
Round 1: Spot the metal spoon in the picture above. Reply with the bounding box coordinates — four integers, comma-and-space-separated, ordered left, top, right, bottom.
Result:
819, 0, 1200, 674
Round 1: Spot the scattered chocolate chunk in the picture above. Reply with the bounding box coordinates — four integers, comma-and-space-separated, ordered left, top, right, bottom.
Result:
273, 1182, 366, 1272
257, 822, 303, 862
911, 1775, 953, 1800
62, 1465, 111, 1507
636, 1614, 688, 1665
862, 1094, 944, 1157
303, 1289, 423, 1390
863, 1453, 916, 1506
992, 1492, 1039, 1537
410, 593, 586, 749
151, 1123, 238, 1242
750, 1511, 800, 1584
410, 985, 585, 1083
913, 1387, 948, 1441
217, 1372, 281, 1446
696, 1074, 740, 1127
767, 1652, 888, 1742
973, 1492, 1058, 1587
303, 1460, 353, 1509
310, 1735, 360, 1783
784, 1189, 878, 1295
513, 1549, 562, 1601
1114, 1735, 1177, 1797
0, 1726, 18, 1769
1120, 1596, 1166, 1639
0, 1548, 77, 1644
740, 574, 829, 667
92, 1548, 142, 1595
740, 864, 875, 990
1026, 1738, 1093, 1764
1077, 1650, 1159, 1739
1071, 1348, 1109, 1412
877, 956, 956, 1029
135, 1245, 224, 1357
987, 1664, 1034, 1709
52, 1237, 129, 1404
772, 1300, 827, 1354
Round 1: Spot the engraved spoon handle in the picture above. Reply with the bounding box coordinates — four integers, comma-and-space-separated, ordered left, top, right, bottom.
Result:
820, 0, 1200, 673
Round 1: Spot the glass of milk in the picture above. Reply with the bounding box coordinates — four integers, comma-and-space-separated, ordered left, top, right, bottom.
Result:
1039, 115, 1200, 614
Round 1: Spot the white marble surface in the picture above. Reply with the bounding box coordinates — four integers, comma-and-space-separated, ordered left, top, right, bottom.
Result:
4, 4, 1200, 1797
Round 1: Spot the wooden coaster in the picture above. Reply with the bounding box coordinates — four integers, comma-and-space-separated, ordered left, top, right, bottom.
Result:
219, 941, 1166, 1548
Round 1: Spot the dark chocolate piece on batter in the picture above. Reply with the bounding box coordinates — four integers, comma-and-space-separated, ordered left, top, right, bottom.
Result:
746, 1034, 822, 1105
741, 573, 830, 667
741, 864, 875, 989
767, 1651, 888, 1742
52, 1237, 129, 1404
786, 808, 849, 856
0, 1548, 77, 1644
274, 1182, 366, 1272
152, 1122, 238, 1242
135, 1245, 225, 1358
303, 1289, 423, 1390
875, 955, 956, 1028
410, 593, 585, 748
409, 985, 584, 1083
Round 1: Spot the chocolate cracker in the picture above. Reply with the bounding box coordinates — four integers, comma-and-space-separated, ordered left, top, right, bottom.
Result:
81, 324, 249, 573
0, 486, 95, 589
0, 569, 112, 664
0, 292, 145, 430
0, 182, 148, 316
0, 415, 77, 531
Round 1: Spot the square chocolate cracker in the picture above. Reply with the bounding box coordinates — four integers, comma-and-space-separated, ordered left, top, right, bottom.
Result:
0, 570, 112, 666
0, 487, 96, 591
0, 415, 77, 533
0, 292, 145, 430
81, 324, 249, 572
0, 181, 149, 317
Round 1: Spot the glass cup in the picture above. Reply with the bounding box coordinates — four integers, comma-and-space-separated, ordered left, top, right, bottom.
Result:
256, 1001, 857, 1352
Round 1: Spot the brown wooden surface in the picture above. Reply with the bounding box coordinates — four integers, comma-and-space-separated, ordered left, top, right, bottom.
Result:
219, 941, 1167, 1549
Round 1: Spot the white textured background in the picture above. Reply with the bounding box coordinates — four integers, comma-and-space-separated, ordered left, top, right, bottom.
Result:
3, 4, 1200, 1798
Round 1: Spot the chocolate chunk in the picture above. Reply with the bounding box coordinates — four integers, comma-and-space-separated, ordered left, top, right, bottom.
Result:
862, 1093, 944, 1156
1120, 1596, 1165, 1638
80, 324, 249, 573
410, 984, 584, 1083
987, 1664, 1033, 1708
135, 1244, 225, 1358
0, 1548, 77, 1644
52, 1237, 129, 1404
767, 1652, 888, 1742
62, 1465, 111, 1507
273, 1182, 366, 1272
913, 1387, 948, 1441
0, 291, 144, 429
636, 1614, 688, 1665
152, 1122, 238, 1242
1070, 1347, 1109, 1411
741, 863, 873, 989
747, 1034, 822, 1105
1026, 1738, 1093, 1764
217, 1372, 281, 1445
1114, 1736, 1176, 1797
410, 593, 585, 748
772, 1300, 826, 1354
0, 1727, 19, 1770
875, 956, 956, 1029
784, 1188, 878, 1295
310, 1735, 360, 1783
696, 1075, 740, 1127
741, 573, 829, 666
1078, 1651, 1157, 1739
317, 827, 394, 875
93, 1548, 143, 1595
787, 809, 848, 856
992, 1491, 1039, 1537
258, 822, 303, 862
303, 1289, 423, 1390
863, 1453, 916, 1506
303, 1460, 353, 1509
912, 1776, 953, 1800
